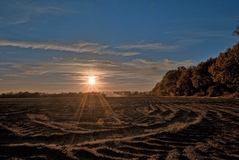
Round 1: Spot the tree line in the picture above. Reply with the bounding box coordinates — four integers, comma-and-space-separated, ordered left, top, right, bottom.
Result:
0, 92, 83, 98
151, 42, 239, 97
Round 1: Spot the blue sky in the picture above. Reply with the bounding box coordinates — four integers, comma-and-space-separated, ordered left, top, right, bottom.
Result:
0, 0, 238, 93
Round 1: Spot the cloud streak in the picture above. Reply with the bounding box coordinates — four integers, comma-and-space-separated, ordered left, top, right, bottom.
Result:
0, 1, 72, 26
116, 43, 179, 51
0, 40, 107, 53
0, 40, 139, 56
0, 39, 185, 56
0, 58, 194, 92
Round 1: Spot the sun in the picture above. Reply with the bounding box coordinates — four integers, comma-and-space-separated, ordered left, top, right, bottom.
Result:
88, 76, 96, 85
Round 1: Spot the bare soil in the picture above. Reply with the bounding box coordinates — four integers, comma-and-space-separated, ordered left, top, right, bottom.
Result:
0, 94, 238, 159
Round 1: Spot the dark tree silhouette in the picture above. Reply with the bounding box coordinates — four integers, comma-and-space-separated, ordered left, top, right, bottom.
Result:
232, 20, 239, 36
191, 58, 215, 96
152, 42, 239, 97
176, 66, 195, 96
209, 43, 239, 92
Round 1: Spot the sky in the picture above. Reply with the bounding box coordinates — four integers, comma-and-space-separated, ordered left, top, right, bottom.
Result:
0, 0, 239, 93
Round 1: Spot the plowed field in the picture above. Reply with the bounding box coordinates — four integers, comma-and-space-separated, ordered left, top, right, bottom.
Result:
0, 94, 239, 159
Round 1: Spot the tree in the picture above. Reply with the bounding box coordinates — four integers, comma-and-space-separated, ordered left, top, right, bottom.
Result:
152, 67, 188, 96
176, 66, 195, 96
209, 43, 239, 92
191, 58, 215, 96
152, 43, 239, 97
232, 20, 239, 36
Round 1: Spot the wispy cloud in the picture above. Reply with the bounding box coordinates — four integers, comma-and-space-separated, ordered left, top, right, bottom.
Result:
116, 43, 179, 51
0, 40, 107, 53
0, 1, 72, 26
0, 40, 139, 56
0, 58, 194, 92
190, 30, 231, 38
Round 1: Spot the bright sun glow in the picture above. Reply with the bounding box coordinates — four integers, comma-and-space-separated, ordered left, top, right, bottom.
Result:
88, 76, 96, 85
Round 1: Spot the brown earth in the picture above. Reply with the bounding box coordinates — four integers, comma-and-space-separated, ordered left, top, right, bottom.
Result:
0, 94, 238, 159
